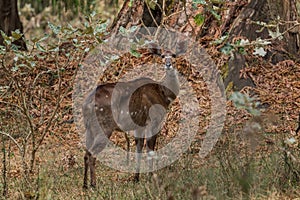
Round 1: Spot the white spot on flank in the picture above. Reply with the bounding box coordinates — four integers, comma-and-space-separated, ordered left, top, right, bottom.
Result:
100, 108, 104, 112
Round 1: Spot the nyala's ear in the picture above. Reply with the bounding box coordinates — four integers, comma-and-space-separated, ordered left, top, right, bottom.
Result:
148, 43, 162, 56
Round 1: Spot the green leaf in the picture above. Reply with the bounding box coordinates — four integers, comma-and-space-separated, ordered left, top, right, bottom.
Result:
145, 0, 157, 10
90, 11, 96, 18
30, 61, 36, 68
1, 31, 11, 46
129, 26, 138, 33
194, 14, 205, 26
0, 45, 5, 53
238, 47, 246, 55
255, 38, 272, 45
210, 9, 221, 21
48, 22, 61, 35
253, 47, 267, 57
84, 21, 89, 28
16, 63, 31, 69
83, 26, 93, 35
11, 30, 22, 41
193, 0, 207, 5
49, 46, 59, 52
0, 31, 9, 41
94, 22, 108, 34
238, 39, 250, 46
11, 65, 19, 72
130, 48, 141, 58
211, 35, 228, 45
285, 137, 297, 145
33, 34, 49, 43
229, 92, 261, 116
119, 26, 127, 35
10, 44, 19, 50
36, 43, 47, 52
268, 25, 282, 40
220, 44, 233, 55
129, 0, 133, 7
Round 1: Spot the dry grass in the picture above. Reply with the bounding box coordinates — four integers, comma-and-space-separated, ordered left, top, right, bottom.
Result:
1, 125, 299, 200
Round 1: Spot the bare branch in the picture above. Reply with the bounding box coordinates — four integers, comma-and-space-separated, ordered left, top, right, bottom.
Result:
0, 131, 22, 154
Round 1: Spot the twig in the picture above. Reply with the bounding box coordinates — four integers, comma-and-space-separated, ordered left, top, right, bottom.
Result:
0, 57, 35, 158
0, 131, 22, 153
144, 0, 159, 28
1, 133, 8, 197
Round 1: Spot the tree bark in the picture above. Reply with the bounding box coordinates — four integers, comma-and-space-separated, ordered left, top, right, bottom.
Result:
108, 0, 169, 37
0, 0, 27, 50
225, 0, 300, 90
230, 0, 299, 63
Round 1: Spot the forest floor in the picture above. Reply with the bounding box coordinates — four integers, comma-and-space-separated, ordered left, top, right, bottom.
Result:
1, 6, 300, 200
1, 39, 299, 199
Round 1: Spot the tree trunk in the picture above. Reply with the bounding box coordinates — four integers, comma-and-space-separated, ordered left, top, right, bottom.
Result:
0, 0, 27, 50
108, 0, 171, 36
225, 0, 300, 90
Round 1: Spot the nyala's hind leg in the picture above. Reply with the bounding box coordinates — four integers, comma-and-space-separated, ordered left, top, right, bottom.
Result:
146, 134, 157, 179
89, 155, 96, 188
134, 137, 144, 182
83, 150, 90, 189
83, 150, 97, 188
